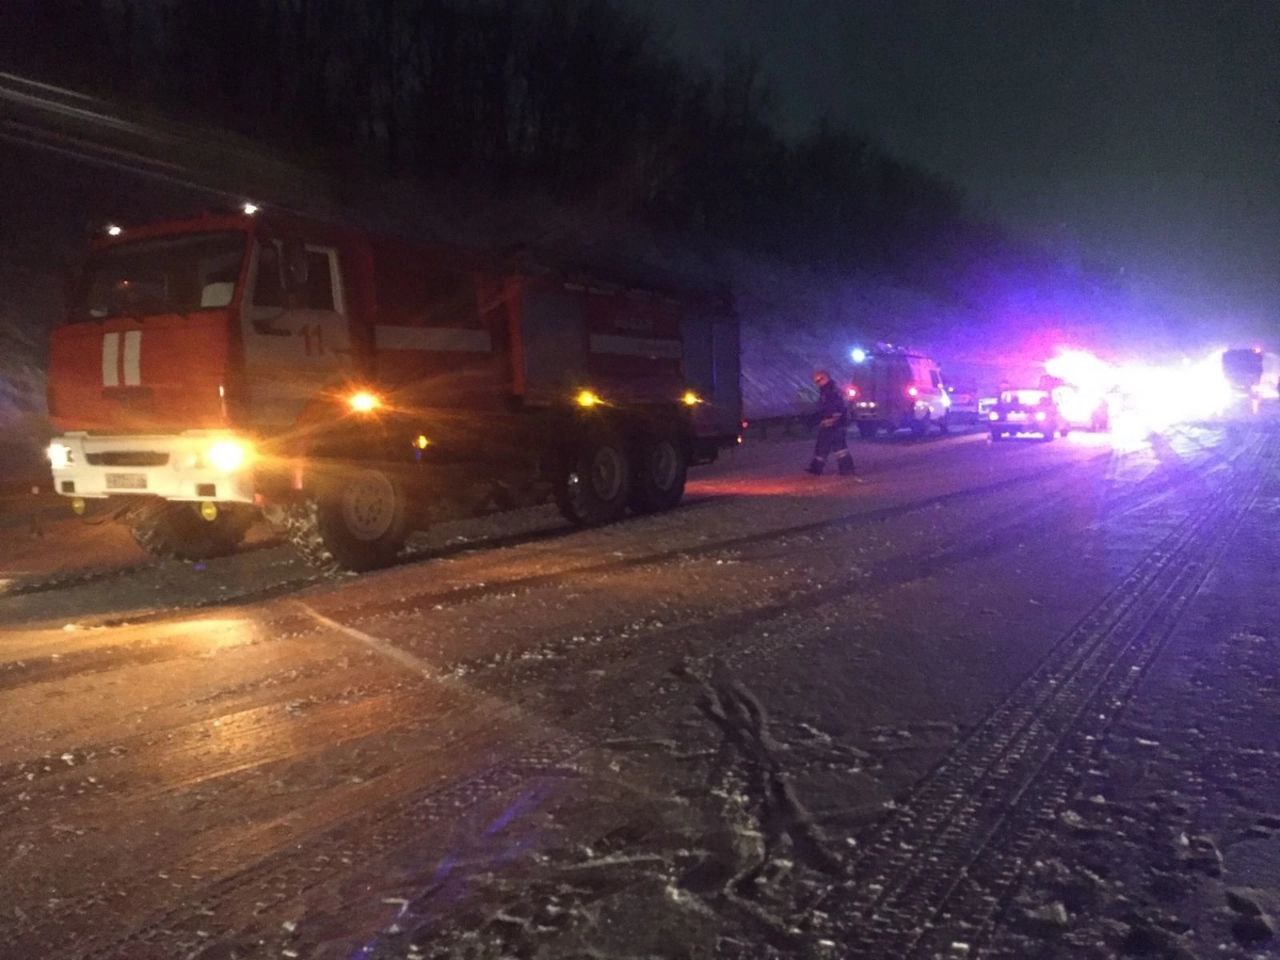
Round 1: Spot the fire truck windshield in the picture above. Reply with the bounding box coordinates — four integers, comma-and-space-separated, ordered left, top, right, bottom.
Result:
74, 232, 247, 321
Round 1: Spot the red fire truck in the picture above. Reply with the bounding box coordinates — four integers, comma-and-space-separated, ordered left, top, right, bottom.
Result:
45, 208, 741, 570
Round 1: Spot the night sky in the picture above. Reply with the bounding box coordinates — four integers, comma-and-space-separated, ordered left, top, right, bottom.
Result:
628, 0, 1280, 341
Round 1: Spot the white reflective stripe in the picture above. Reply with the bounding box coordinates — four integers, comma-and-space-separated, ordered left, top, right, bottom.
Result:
589, 334, 683, 360
122, 330, 141, 385
102, 332, 120, 387
374, 325, 492, 353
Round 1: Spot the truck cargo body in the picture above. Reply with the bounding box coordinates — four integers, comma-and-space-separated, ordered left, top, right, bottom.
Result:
47, 210, 741, 570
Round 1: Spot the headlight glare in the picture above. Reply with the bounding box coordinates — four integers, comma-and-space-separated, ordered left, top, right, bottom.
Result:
47, 443, 72, 469
348, 391, 382, 414
207, 439, 252, 473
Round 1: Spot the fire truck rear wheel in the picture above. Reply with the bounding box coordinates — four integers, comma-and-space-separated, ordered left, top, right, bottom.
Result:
287, 467, 409, 572
555, 432, 632, 526
131, 502, 253, 561
856, 422, 878, 439
629, 433, 688, 514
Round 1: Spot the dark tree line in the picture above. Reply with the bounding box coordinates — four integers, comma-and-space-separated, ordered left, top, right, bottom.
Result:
1, 0, 1122, 314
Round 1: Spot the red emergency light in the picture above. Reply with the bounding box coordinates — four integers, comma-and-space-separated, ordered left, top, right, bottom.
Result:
907, 386, 919, 398
847, 386, 858, 399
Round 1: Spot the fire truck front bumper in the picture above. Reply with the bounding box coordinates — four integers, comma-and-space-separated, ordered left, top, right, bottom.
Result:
46, 432, 257, 504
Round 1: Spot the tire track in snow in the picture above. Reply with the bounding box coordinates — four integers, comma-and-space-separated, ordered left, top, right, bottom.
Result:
832, 434, 1270, 958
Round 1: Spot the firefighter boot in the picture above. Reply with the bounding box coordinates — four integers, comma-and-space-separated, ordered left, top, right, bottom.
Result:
836, 453, 856, 476
806, 458, 825, 475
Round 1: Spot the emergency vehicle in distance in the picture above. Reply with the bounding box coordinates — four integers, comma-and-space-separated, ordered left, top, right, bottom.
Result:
846, 345, 951, 438
1222, 347, 1263, 395
1220, 347, 1278, 414
45, 207, 742, 571
1040, 375, 1111, 432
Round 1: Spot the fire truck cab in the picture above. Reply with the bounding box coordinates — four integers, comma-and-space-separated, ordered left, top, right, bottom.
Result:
46, 209, 741, 570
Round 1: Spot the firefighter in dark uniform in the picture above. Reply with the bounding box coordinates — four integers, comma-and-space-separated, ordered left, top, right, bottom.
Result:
807, 370, 856, 476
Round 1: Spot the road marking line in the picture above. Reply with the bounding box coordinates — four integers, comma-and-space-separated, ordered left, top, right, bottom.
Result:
293, 600, 442, 681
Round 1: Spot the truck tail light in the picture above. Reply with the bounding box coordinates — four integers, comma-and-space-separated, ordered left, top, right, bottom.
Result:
847, 386, 858, 399
907, 386, 919, 397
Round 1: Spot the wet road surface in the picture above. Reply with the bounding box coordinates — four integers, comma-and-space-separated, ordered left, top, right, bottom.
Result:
2, 423, 1278, 958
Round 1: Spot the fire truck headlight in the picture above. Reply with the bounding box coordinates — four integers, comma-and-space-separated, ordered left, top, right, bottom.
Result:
207, 439, 253, 473
988, 411, 1000, 422
47, 443, 72, 469
348, 390, 383, 414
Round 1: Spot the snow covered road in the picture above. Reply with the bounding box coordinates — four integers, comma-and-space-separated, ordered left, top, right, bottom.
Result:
2, 422, 1278, 958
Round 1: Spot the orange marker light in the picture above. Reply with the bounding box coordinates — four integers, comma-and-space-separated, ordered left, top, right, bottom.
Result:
576, 389, 601, 408
682, 390, 703, 406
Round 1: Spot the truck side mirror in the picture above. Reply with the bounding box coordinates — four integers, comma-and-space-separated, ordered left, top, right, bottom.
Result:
282, 238, 309, 292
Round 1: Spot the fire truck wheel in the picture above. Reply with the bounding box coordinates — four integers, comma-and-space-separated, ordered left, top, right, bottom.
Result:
910, 418, 929, 438
555, 432, 632, 526
286, 468, 408, 572
131, 503, 253, 561
937, 413, 951, 435
857, 422, 878, 440
629, 433, 688, 514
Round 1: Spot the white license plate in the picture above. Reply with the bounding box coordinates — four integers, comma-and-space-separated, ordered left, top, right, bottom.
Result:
106, 473, 147, 490
1007, 412, 1028, 422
